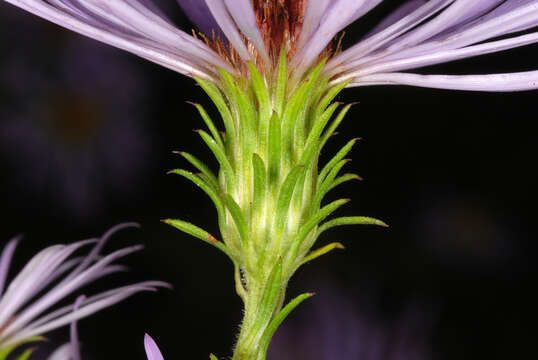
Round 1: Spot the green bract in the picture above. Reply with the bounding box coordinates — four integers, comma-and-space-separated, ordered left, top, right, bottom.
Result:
165, 53, 387, 360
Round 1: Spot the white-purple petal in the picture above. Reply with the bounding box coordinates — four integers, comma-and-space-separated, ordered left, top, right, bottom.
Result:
223, 0, 270, 63
349, 70, 538, 91
204, 0, 251, 60
294, 0, 383, 75
326, 0, 454, 74
339, 31, 538, 82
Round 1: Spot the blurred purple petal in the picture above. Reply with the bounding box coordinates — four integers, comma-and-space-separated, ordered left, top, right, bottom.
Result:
0, 225, 168, 349
0, 236, 20, 298
70, 295, 84, 360
144, 334, 165, 360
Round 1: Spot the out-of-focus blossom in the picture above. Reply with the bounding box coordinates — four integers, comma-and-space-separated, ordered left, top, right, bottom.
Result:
417, 196, 515, 270
4, 0, 538, 91
0, 12, 152, 221
269, 284, 434, 360
0, 223, 169, 358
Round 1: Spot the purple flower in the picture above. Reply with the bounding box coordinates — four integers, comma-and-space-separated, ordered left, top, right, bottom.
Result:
0, 223, 169, 357
3, 0, 538, 91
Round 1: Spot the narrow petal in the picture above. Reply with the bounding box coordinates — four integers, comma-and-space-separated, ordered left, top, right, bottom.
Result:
6, 284, 164, 344
65, 222, 139, 283
16, 281, 170, 333
176, 0, 221, 36
383, 0, 506, 54
223, 0, 270, 63
294, 0, 383, 75
349, 71, 538, 92
204, 0, 251, 60
295, 0, 332, 52
70, 296, 84, 360
382, 0, 538, 64
144, 334, 165, 360
339, 31, 538, 82
0, 236, 21, 297
365, 0, 430, 37
0, 240, 96, 328
0, 245, 144, 339
326, 0, 454, 73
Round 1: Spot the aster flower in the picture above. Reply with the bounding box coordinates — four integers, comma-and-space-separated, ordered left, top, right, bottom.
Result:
2, 0, 538, 90
0, 223, 168, 358
3, 1, 538, 360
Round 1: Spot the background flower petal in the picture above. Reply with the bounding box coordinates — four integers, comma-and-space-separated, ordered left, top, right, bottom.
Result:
144, 334, 165, 360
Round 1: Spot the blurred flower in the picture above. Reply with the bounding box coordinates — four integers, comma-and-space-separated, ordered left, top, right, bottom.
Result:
269, 284, 434, 360
4, 0, 538, 91
144, 334, 164, 360
0, 17, 152, 221
417, 196, 515, 270
0, 223, 169, 358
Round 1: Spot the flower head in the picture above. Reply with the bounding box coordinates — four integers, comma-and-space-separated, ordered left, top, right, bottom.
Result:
4, 0, 538, 90
0, 223, 169, 357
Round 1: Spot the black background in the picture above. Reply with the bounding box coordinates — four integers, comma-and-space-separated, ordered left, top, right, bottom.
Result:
1, 1, 537, 359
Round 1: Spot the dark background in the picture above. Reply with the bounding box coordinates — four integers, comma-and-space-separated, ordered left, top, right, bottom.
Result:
1, 1, 537, 359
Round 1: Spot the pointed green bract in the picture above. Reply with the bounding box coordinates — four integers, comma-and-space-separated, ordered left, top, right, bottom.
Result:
168, 53, 386, 360
256, 292, 315, 360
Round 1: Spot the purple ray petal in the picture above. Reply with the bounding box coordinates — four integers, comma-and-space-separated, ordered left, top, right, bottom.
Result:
340, 31, 538, 82
296, 0, 332, 52
294, 0, 383, 76
70, 295, 85, 360
349, 70, 538, 92
326, 0, 454, 74
144, 334, 165, 360
366, 0, 430, 37
204, 0, 250, 60
223, 0, 270, 63
66, 222, 139, 283
0, 245, 145, 339
6, 284, 165, 344
176, 0, 220, 36
360, 0, 505, 65
16, 281, 170, 334
0, 236, 21, 297
353, 0, 538, 72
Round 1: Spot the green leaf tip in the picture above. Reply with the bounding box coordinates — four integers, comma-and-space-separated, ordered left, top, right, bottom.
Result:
209, 354, 219, 360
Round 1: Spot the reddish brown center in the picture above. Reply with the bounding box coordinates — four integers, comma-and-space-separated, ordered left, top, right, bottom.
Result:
251, 0, 307, 62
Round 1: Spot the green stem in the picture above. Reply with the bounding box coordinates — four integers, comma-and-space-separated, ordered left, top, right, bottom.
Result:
232, 278, 285, 360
